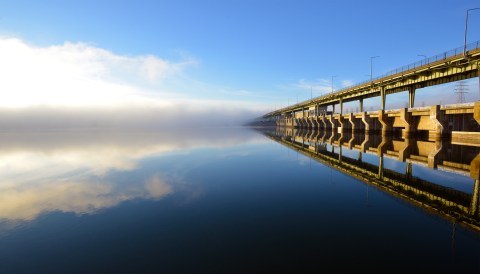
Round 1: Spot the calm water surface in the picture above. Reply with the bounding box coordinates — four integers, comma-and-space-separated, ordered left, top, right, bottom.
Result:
0, 127, 479, 273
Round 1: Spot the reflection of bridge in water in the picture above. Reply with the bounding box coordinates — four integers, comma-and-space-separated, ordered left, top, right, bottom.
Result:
261, 127, 480, 233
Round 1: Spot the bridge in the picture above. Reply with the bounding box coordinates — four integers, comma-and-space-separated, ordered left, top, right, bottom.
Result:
260, 128, 480, 234
262, 41, 480, 140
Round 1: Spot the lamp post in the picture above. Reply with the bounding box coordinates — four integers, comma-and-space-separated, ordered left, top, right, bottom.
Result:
370, 56, 380, 83
464, 8, 480, 56
418, 54, 427, 64
331, 75, 337, 93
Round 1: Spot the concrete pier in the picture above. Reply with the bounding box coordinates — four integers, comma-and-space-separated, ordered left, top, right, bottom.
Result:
275, 102, 480, 143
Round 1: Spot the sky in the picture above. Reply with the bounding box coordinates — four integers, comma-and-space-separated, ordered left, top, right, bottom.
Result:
0, 0, 479, 127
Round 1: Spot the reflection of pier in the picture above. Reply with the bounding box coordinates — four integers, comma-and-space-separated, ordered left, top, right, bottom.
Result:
262, 128, 480, 233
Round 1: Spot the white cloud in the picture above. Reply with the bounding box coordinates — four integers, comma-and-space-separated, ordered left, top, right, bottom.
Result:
0, 37, 267, 126
341, 80, 354, 87
289, 78, 332, 94
287, 78, 356, 97
0, 37, 181, 108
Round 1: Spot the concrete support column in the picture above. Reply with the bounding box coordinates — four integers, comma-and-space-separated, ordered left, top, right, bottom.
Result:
470, 154, 480, 215
340, 98, 343, 115
328, 131, 336, 145
321, 113, 328, 129
470, 179, 480, 216
336, 115, 344, 133
362, 112, 373, 134
359, 98, 364, 112
332, 104, 335, 114
474, 101, 480, 125
377, 135, 390, 156
298, 118, 303, 129
405, 162, 413, 180
430, 105, 447, 140
320, 129, 327, 143
427, 140, 443, 169
399, 108, 414, 138
398, 138, 412, 162
303, 118, 308, 129
471, 153, 480, 216
291, 112, 295, 128
302, 108, 306, 129
378, 110, 392, 136
311, 117, 317, 129
302, 118, 308, 129
380, 87, 386, 111
312, 117, 317, 129
360, 134, 372, 153
378, 156, 384, 179
348, 113, 355, 132
347, 134, 356, 149
328, 114, 336, 132
318, 114, 324, 129
470, 153, 480, 181
337, 133, 344, 147
408, 86, 416, 108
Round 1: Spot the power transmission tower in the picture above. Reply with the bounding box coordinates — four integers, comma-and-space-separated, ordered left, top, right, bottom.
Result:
454, 81, 468, 104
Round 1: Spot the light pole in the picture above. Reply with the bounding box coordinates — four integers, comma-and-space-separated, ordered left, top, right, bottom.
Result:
370, 56, 380, 83
331, 76, 337, 93
464, 8, 480, 56
418, 54, 427, 64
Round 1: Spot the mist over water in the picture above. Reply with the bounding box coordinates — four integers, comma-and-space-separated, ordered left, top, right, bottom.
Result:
0, 106, 261, 129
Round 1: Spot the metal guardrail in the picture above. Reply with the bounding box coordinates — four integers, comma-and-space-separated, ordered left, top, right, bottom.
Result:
267, 40, 480, 116
356, 40, 480, 86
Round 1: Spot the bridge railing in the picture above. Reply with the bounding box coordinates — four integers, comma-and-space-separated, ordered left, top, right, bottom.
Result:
351, 40, 480, 88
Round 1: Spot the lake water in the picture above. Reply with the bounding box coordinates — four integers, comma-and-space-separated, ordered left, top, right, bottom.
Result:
0, 127, 479, 273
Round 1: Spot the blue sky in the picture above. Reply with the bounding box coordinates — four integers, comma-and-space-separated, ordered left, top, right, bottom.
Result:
0, 0, 479, 125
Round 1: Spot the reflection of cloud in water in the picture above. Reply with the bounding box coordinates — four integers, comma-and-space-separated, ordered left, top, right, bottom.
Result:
0, 128, 263, 223
0, 173, 172, 221
0, 128, 263, 176
145, 174, 173, 199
